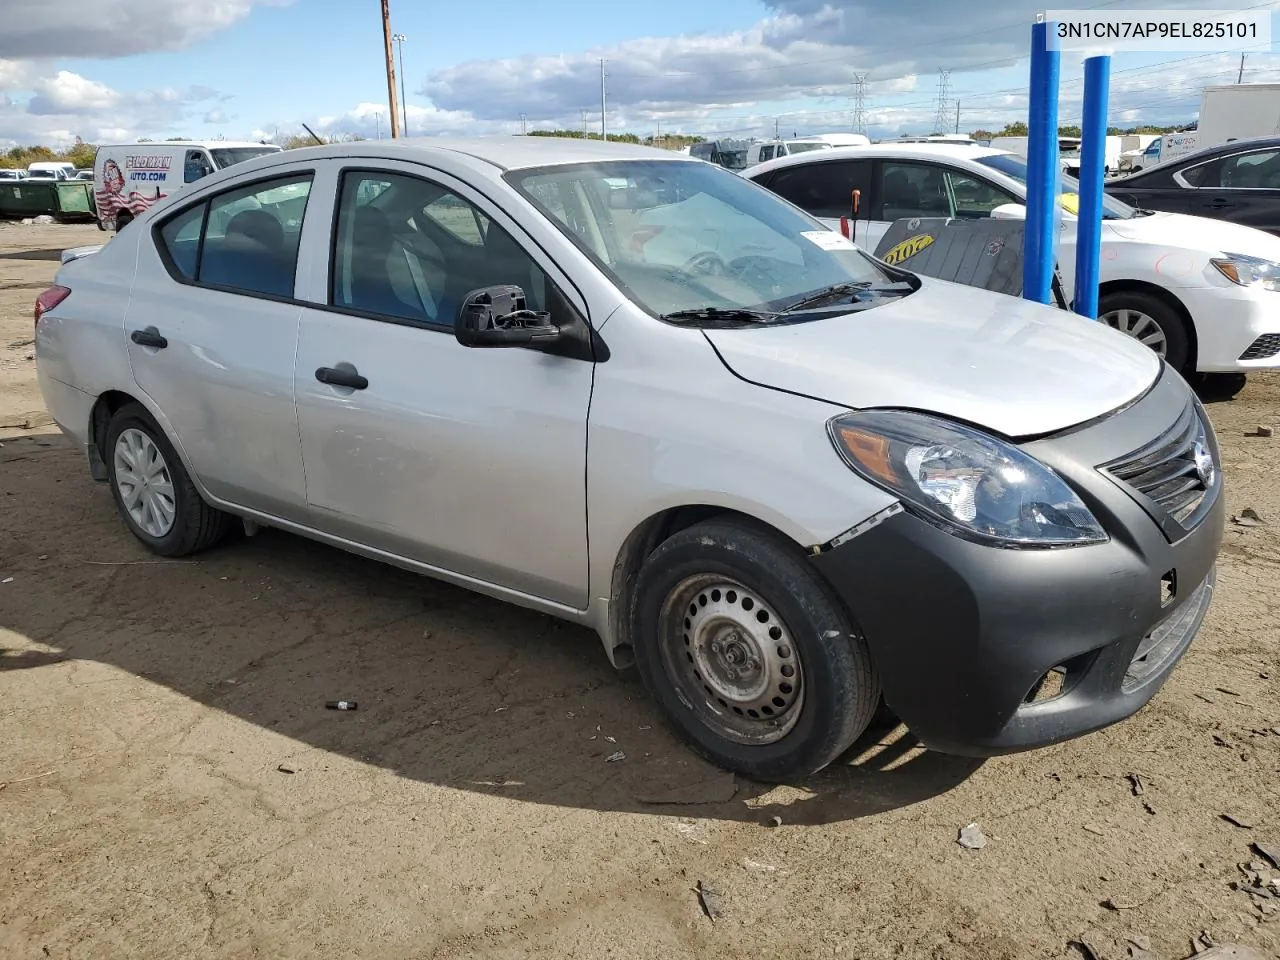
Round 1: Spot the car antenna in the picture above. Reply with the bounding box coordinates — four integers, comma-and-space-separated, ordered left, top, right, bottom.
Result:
301, 123, 326, 146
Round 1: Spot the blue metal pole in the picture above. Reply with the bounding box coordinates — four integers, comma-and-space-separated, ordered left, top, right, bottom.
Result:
1023, 19, 1060, 305
1074, 55, 1110, 319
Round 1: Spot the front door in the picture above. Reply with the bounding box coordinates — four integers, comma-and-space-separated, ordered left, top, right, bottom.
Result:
293, 165, 594, 607
125, 171, 314, 520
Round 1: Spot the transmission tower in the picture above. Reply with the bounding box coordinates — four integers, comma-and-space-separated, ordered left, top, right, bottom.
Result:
851, 74, 869, 136
932, 69, 952, 135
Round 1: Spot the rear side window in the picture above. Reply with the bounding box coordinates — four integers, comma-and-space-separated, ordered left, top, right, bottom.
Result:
158, 203, 206, 280
156, 173, 313, 299
767, 160, 872, 219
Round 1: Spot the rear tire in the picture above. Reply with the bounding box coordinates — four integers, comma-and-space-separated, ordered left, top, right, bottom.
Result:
104, 403, 232, 557
115, 212, 133, 233
1099, 290, 1192, 375
631, 517, 880, 782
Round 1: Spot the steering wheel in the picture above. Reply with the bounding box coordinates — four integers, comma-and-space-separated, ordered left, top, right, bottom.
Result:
683, 251, 730, 277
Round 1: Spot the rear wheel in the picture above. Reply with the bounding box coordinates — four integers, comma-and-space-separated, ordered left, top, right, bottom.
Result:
115, 212, 133, 233
104, 403, 232, 556
1099, 290, 1191, 374
631, 517, 880, 781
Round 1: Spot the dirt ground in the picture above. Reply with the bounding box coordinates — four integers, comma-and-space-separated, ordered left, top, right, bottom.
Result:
2, 222, 1278, 960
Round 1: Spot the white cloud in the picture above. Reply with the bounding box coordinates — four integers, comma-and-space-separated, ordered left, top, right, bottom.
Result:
423, 0, 1262, 129
0, 0, 294, 59
28, 71, 119, 114
0, 69, 226, 147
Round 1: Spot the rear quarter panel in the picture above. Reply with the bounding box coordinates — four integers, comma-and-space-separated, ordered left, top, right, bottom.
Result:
35, 231, 142, 434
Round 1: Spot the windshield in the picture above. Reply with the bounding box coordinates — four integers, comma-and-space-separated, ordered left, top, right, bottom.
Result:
210, 147, 280, 169
786, 142, 829, 154
976, 153, 1137, 220
506, 159, 898, 320
718, 149, 749, 171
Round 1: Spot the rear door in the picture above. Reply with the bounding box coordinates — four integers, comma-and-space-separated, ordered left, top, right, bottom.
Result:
126, 169, 314, 521
756, 159, 873, 246
292, 162, 595, 607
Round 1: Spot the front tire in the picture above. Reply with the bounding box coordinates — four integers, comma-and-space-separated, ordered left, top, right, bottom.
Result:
104, 403, 231, 556
631, 517, 881, 782
1099, 290, 1192, 374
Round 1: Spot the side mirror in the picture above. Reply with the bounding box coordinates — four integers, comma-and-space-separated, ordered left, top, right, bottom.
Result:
990, 203, 1028, 221
455, 285, 562, 349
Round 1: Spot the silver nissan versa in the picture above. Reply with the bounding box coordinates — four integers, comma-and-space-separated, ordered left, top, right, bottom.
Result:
34, 137, 1223, 780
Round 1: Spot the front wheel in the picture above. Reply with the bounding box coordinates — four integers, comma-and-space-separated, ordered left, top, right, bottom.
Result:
631, 517, 881, 781
1099, 290, 1191, 374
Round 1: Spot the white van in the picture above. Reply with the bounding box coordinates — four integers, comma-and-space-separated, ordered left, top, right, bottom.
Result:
28, 161, 77, 180
93, 140, 282, 232
745, 135, 869, 168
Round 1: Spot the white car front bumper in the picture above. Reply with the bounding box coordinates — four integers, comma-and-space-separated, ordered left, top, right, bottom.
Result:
1179, 285, 1280, 372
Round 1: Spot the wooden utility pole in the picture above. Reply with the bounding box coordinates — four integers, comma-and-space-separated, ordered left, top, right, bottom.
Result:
381, 0, 401, 138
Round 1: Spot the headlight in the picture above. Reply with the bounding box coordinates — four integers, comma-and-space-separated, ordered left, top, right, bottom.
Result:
828, 411, 1108, 548
1211, 252, 1280, 292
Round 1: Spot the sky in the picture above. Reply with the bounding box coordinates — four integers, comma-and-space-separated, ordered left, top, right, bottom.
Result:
0, 0, 1278, 149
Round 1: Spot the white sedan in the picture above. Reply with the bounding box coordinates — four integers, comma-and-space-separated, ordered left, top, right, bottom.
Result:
746, 142, 1280, 378
34, 137, 1222, 779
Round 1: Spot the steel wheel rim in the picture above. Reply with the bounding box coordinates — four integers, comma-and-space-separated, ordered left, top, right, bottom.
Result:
658, 575, 804, 745
113, 428, 177, 538
1101, 307, 1168, 357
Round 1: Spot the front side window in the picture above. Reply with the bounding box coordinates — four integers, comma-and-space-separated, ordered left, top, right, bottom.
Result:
330, 170, 549, 326
879, 161, 951, 221
507, 159, 896, 320
1188, 150, 1280, 189
946, 170, 1016, 218
157, 173, 313, 298
184, 150, 213, 184
766, 160, 872, 219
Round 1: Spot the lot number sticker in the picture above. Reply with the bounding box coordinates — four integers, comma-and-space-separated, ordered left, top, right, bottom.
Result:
802, 230, 857, 251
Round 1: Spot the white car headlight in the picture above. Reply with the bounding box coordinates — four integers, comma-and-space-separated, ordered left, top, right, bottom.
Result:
828, 411, 1108, 548
1211, 252, 1280, 292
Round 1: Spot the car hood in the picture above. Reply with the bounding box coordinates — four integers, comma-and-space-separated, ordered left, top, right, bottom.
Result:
705, 277, 1161, 439
1106, 210, 1280, 258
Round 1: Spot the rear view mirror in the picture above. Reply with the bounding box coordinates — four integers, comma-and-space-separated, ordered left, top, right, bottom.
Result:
455, 285, 562, 349
991, 203, 1028, 221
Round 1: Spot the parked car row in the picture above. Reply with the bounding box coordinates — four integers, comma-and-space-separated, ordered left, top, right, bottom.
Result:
37, 138, 1222, 781
744, 141, 1280, 378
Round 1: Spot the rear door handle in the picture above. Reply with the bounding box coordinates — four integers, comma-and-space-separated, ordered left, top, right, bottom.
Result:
130, 326, 168, 349
315, 365, 368, 390
1208, 198, 1235, 208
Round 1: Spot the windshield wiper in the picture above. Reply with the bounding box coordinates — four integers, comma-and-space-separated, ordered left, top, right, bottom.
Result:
659, 307, 777, 327
777, 282, 871, 314
779, 281, 915, 315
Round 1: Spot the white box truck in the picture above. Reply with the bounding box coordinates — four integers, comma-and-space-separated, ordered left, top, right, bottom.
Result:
93, 139, 282, 232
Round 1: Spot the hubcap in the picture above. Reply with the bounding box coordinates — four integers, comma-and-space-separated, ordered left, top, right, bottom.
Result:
659, 576, 804, 745
113, 428, 176, 538
1101, 307, 1168, 358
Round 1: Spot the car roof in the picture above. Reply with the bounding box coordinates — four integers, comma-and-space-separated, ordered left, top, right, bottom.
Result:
275, 136, 689, 173
746, 142, 1009, 178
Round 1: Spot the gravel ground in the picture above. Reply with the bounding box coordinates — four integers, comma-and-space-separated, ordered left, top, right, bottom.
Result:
2, 222, 1278, 960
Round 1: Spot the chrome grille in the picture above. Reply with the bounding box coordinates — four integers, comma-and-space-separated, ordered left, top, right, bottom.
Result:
1240, 333, 1280, 361
1103, 403, 1214, 530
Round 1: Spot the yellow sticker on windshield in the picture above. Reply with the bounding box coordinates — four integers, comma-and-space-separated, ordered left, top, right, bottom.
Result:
881, 233, 934, 265
1059, 192, 1080, 215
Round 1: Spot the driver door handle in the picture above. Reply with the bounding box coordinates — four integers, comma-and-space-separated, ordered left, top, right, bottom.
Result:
315, 366, 368, 390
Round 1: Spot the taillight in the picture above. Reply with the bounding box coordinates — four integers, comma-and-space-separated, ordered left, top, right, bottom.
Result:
34, 285, 71, 330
